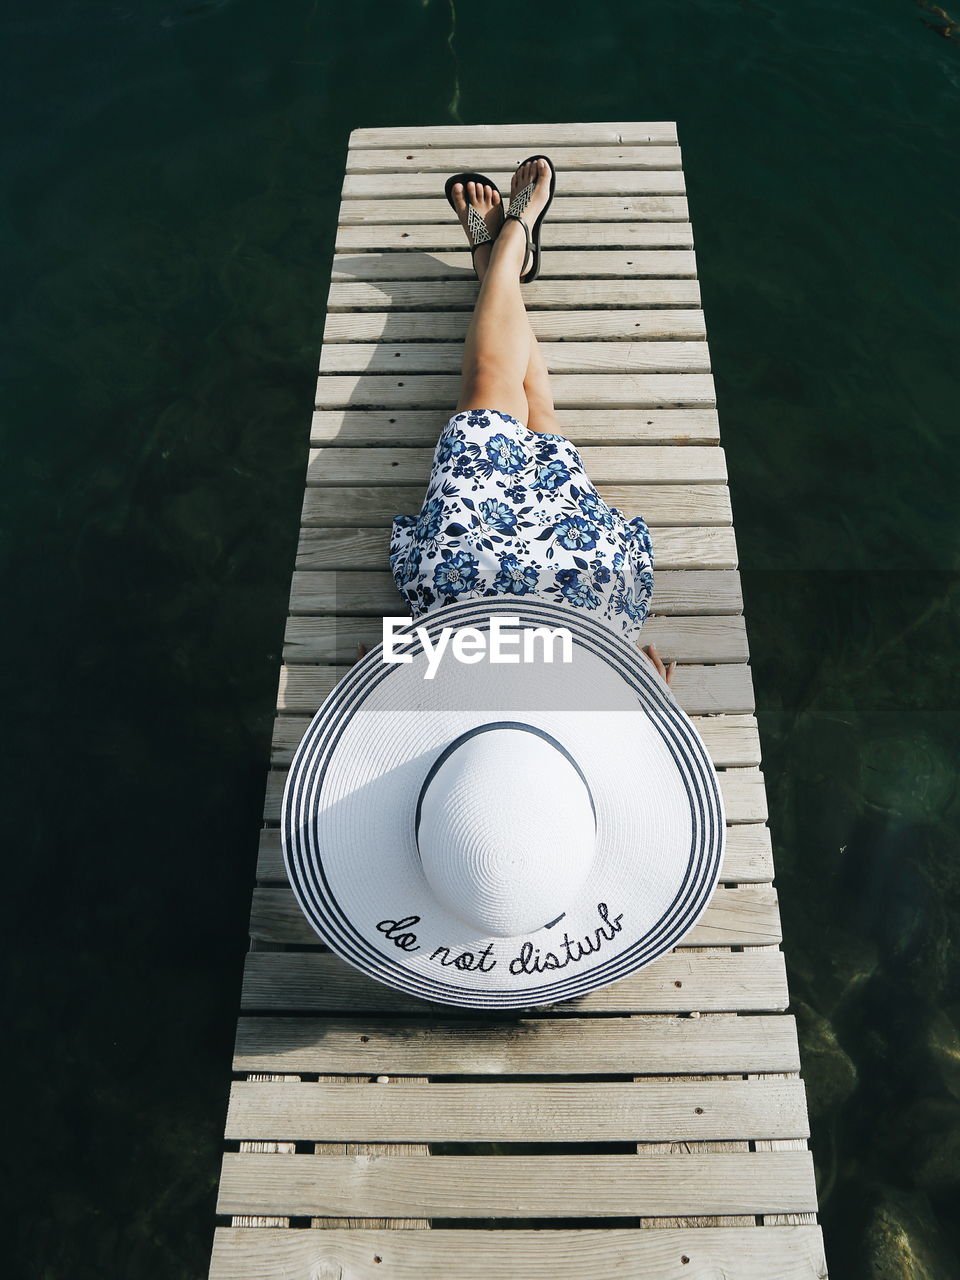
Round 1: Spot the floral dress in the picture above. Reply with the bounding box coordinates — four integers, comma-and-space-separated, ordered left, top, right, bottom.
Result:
389, 409, 655, 642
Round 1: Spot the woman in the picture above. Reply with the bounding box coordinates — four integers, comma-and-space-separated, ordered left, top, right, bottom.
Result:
384, 155, 676, 688
284, 159, 723, 1009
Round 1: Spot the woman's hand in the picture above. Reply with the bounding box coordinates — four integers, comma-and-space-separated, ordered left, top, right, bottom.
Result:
639, 641, 677, 687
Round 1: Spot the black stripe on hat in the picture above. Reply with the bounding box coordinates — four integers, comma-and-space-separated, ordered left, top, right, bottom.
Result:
413, 718, 598, 850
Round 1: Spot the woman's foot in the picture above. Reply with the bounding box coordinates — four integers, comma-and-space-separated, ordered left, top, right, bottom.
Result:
450, 180, 503, 278
495, 157, 552, 277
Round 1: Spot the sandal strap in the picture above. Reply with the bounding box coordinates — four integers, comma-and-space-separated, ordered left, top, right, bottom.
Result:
503, 213, 534, 278
466, 202, 494, 249
505, 178, 536, 223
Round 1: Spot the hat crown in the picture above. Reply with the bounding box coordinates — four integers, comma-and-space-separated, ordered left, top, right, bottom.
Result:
416, 724, 596, 937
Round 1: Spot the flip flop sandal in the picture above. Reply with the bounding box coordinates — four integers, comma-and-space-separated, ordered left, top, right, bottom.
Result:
502, 153, 557, 284
444, 171, 503, 281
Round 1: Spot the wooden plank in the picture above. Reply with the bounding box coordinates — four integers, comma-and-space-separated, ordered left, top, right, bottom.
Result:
256, 816, 773, 885
306, 445, 725, 484
262, 766, 767, 825
285, 569, 743, 615
233, 1012, 799, 1075
331, 251, 697, 281
318, 341, 711, 374
315, 373, 715, 409
336, 223, 696, 251
345, 146, 684, 173
224, 1078, 809, 1144
335, 194, 691, 224
282, 613, 750, 664
295, 525, 736, 570
241, 947, 790, 1014
348, 122, 681, 147
247, 883, 780, 950
209, 1224, 829, 1280
273, 660, 754, 717
309, 408, 720, 445
323, 313, 706, 345
341, 172, 687, 198
301, 484, 732, 526
215, 1150, 819, 1218
327, 280, 702, 309
321, 313, 709, 345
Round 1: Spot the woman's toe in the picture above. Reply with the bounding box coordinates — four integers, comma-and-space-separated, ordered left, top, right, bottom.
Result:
513, 160, 534, 198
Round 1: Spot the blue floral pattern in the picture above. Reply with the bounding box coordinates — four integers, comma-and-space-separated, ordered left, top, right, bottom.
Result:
389, 410, 655, 641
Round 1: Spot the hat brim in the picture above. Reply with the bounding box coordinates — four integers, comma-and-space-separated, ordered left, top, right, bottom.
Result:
282, 598, 725, 1010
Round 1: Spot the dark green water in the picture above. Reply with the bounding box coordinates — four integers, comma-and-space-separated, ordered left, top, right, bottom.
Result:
3, 1, 959, 1276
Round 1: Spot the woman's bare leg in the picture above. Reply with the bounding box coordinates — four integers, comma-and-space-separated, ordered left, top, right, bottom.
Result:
452, 256, 560, 435
450, 160, 560, 434
517, 328, 559, 435
469, 236, 559, 434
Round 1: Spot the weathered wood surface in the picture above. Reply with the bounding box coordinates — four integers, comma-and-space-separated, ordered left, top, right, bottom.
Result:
224, 1078, 809, 1143
206, 121, 827, 1280
345, 145, 685, 172
350, 122, 681, 146
320, 341, 711, 373
307, 1073, 431, 1232
342, 172, 688, 198
209, 1226, 828, 1280
329, 278, 703, 309
316, 372, 714, 406
339, 222, 696, 249
216, 1151, 818, 1219
232, 1012, 799, 1074
305, 443, 725, 481
338, 195, 691, 224
309, 406, 719, 442
240, 947, 790, 1015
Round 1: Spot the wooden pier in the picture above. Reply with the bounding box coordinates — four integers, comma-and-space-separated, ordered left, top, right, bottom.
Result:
207, 122, 829, 1279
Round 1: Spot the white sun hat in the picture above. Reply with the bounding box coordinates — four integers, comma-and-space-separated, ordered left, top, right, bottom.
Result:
281, 597, 725, 1010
